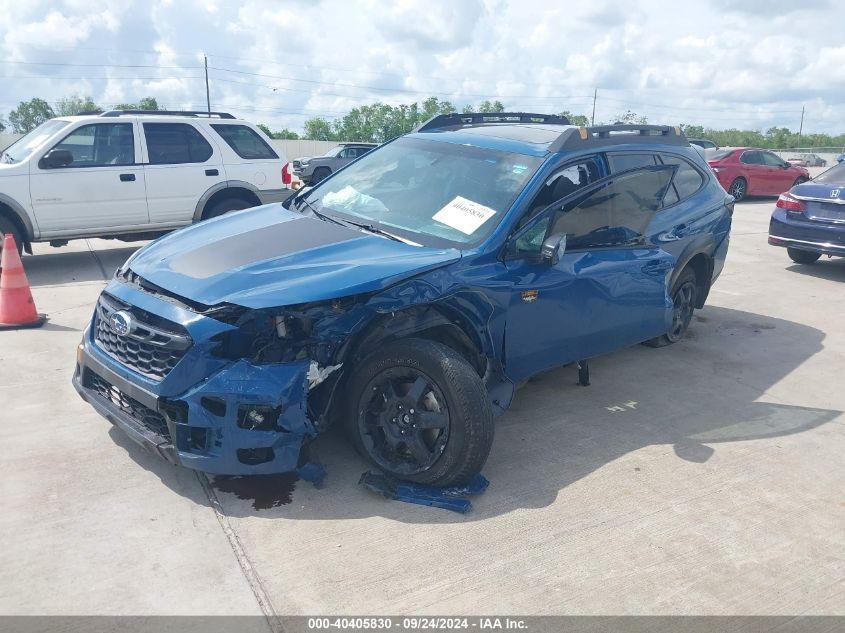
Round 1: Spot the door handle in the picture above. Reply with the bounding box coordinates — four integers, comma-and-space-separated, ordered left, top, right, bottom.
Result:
205, 169, 219, 176
119, 173, 135, 182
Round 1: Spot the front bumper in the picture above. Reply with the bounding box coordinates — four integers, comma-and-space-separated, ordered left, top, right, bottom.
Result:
769, 208, 845, 257
73, 281, 318, 476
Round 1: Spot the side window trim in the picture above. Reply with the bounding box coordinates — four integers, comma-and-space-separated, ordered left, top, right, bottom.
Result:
41, 122, 137, 169
142, 122, 215, 165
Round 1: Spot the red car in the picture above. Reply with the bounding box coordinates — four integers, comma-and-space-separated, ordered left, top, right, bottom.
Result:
706, 147, 810, 201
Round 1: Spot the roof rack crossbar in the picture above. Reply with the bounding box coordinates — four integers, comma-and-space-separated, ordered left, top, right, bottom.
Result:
99, 109, 236, 119
416, 111, 571, 132
549, 124, 687, 152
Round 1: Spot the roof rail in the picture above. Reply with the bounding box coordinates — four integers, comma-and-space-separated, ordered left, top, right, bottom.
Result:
416, 112, 571, 132
99, 109, 236, 119
549, 124, 688, 152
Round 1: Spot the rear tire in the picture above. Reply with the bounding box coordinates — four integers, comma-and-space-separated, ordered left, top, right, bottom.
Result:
203, 197, 252, 220
787, 248, 821, 264
645, 268, 698, 348
728, 177, 747, 201
344, 338, 494, 486
0, 215, 24, 257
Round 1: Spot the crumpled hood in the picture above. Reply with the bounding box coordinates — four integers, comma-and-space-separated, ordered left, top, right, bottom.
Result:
127, 204, 461, 309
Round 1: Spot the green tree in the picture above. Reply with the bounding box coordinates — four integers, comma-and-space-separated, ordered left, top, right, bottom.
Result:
9, 98, 55, 133
257, 124, 300, 140
560, 110, 589, 126
114, 96, 159, 111
612, 110, 648, 125
0, 116, 6, 133
303, 117, 339, 141
55, 95, 100, 116
477, 100, 505, 113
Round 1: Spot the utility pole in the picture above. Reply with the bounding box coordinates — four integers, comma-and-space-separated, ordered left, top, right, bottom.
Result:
591, 88, 597, 125
204, 54, 211, 115
797, 105, 804, 148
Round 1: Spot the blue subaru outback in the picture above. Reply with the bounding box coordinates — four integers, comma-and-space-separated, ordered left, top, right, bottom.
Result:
73, 113, 733, 486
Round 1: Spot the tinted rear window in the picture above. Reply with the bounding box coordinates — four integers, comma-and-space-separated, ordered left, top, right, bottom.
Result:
814, 162, 845, 184
211, 124, 278, 160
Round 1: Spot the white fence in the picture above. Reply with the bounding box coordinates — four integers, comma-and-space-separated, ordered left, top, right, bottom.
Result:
0, 132, 340, 162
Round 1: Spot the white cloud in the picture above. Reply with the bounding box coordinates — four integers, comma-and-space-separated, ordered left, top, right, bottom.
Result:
0, 0, 841, 133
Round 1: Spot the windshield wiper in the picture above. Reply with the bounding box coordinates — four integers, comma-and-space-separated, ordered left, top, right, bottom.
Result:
337, 218, 406, 243
295, 196, 344, 227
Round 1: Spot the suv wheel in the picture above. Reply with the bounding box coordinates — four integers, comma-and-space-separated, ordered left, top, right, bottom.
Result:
204, 197, 251, 220
344, 338, 494, 486
0, 216, 24, 256
787, 248, 821, 264
311, 167, 331, 184
728, 178, 747, 201
645, 268, 698, 347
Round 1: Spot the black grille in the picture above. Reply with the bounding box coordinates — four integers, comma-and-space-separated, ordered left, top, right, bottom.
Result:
93, 293, 192, 381
88, 372, 171, 441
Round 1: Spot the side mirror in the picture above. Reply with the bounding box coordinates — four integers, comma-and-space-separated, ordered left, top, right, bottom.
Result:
39, 149, 73, 169
540, 233, 566, 265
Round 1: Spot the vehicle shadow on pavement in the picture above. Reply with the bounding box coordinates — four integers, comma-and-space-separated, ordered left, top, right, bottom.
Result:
785, 258, 845, 281
23, 246, 140, 287
111, 304, 839, 524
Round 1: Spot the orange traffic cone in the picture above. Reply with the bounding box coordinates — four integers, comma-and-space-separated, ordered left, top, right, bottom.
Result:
0, 234, 46, 330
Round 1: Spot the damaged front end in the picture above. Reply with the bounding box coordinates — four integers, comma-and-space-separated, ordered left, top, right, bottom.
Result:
72, 276, 370, 476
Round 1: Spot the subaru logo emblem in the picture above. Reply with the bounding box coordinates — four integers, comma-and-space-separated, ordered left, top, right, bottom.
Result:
109, 311, 133, 337
831, 189, 840, 198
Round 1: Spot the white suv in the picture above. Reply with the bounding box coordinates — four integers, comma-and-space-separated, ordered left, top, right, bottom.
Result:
0, 110, 288, 252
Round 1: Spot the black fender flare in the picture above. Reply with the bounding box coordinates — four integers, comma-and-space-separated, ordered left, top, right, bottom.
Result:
0, 193, 36, 241
192, 181, 262, 222
670, 235, 716, 308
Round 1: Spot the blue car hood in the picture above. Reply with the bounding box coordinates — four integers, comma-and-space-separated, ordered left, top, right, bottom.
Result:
127, 204, 461, 309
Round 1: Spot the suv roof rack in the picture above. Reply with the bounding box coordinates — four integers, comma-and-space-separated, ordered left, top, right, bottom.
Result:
416, 112, 571, 132
549, 124, 688, 152
99, 109, 236, 119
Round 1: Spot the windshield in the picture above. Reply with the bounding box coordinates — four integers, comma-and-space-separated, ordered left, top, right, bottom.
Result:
814, 162, 845, 184
1, 119, 70, 163
303, 136, 543, 247
322, 145, 342, 157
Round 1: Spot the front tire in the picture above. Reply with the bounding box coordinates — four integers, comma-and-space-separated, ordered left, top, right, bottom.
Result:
311, 167, 331, 184
344, 338, 494, 486
787, 248, 821, 264
645, 268, 698, 348
728, 177, 747, 201
0, 216, 24, 256
203, 197, 251, 220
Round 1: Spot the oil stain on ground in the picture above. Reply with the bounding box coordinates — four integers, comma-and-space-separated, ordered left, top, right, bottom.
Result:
212, 472, 300, 510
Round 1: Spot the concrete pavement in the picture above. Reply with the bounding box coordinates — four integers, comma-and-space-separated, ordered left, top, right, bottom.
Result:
1, 203, 843, 616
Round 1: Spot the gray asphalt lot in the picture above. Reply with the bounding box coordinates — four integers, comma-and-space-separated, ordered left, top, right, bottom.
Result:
1, 195, 843, 617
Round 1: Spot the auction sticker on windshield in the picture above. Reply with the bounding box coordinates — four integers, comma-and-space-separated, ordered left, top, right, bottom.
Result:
433, 196, 497, 235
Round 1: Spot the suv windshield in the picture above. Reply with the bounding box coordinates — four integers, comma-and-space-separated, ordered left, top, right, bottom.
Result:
1, 119, 70, 163
303, 136, 542, 247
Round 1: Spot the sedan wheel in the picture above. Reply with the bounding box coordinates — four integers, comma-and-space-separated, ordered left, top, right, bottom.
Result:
728, 178, 747, 201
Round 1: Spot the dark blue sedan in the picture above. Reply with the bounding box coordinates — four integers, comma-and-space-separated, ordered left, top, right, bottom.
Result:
769, 162, 845, 264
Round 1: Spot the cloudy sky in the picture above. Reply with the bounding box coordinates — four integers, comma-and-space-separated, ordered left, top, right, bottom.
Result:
0, 0, 842, 134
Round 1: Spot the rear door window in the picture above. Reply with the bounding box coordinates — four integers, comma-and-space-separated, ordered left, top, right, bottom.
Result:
740, 151, 762, 165
143, 123, 213, 165
211, 124, 278, 160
